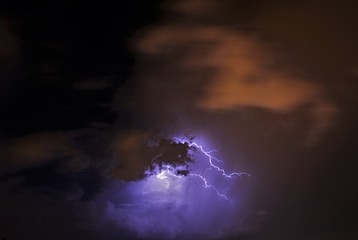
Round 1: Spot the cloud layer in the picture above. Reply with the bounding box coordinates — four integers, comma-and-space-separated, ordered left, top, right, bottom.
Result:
133, 0, 337, 145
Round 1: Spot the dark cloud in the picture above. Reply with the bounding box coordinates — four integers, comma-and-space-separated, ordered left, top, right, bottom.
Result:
0, 181, 93, 240
107, 130, 193, 181
1, 0, 358, 239
0, 131, 88, 173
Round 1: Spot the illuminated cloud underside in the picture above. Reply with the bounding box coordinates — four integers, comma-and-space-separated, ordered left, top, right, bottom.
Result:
100, 137, 250, 239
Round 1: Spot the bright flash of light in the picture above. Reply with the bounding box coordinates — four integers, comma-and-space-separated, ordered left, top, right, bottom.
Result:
150, 137, 251, 202
97, 136, 252, 239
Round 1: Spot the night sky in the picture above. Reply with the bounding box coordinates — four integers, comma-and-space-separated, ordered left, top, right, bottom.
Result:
1, 0, 358, 239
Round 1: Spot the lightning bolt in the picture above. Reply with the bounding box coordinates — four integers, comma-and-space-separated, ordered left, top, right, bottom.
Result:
189, 173, 232, 202
173, 137, 251, 178
153, 137, 250, 202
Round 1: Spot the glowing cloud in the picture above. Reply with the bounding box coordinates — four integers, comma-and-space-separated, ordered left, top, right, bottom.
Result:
95, 135, 250, 239
146, 137, 251, 202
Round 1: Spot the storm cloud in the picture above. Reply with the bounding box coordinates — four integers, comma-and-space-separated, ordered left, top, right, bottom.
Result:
1, 0, 358, 239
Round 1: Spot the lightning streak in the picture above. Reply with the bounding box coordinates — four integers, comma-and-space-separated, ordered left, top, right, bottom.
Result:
153, 137, 250, 202
173, 137, 251, 178
189, 173, 232, 202
155, 165, 232, 202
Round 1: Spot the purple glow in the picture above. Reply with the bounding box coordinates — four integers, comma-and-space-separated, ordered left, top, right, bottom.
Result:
93, 136, 250, 239
151, 137, 251, 202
